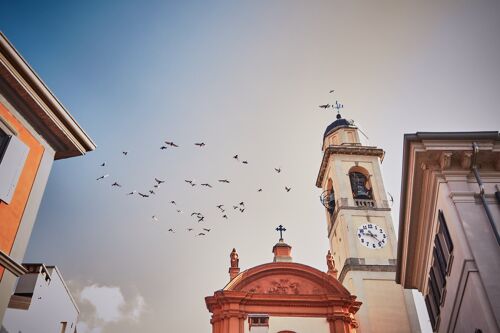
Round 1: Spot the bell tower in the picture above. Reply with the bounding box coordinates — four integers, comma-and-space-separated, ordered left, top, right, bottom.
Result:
316, 113, 421, 333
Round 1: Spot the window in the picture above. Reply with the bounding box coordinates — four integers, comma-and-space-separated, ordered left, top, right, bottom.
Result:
248, 315, 269, 329
0, 126, 29, 204
425, 210, 454, 331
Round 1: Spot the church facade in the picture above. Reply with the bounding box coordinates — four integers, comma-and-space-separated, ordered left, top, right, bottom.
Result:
205, 239, 361, 333
316, 114, 421, 332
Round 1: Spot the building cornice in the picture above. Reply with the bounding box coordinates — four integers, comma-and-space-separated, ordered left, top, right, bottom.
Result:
338, 257, 397, 283
0, 32, 96, 159
316, 145, 385, 188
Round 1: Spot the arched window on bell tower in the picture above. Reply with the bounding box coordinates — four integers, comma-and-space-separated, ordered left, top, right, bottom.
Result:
348, 166, 375, 208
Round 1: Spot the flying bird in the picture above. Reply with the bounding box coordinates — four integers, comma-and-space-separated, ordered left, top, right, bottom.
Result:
160, 145, 168, 150
319, 104, 330, 109
187, 228, 193, 231
197, 216, 205, 222
138, 192, 149, 198
203, 228, 211, 232
96, 174, 109, 181
239, 208, 245, 213
329, 90, 335, 94
111, 182, 122, 187
257, 188, 262, 192
100, 162, 106, 167
216, 204, 224, 211
242, 160, 248, 164
152, 215, 159, 222
285, 186, 292, 192
274, 168, 281, 173
218, 179, 230, 184
149, 190, 156, 195
126, 191, 137, 195
233, 205, 238, 210
222, 214, 228, 219
168, 228, 175, 233
201, 183, 213, 188
194, 142, 205, 147
155, 178, 166, 184
122, 151, 128, 156
176, 209, 183, 213
164, 141, 179, 147
233, 155, 239, 160
239, 202, 245, 206
191, 212, 201, 216
197, 233, 206, 236
170, 201, 176, 205
153, 184, 160, 188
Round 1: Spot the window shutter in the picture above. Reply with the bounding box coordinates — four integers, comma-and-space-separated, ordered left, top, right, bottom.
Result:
0, 135, 29, 204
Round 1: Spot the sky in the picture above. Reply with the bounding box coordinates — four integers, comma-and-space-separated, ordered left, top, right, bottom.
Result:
2, 1, 500, 332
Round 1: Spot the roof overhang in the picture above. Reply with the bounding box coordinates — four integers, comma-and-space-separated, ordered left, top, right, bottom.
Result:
396, 131, 500, 289
0, 32, 95, 159
316, 145, 385, 188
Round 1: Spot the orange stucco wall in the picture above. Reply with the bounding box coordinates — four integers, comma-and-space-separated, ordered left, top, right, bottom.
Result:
0, 102, 44, 279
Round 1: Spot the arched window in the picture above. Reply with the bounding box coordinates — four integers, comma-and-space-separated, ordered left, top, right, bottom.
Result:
326, 178, 335, 214
349, 167, 372, 200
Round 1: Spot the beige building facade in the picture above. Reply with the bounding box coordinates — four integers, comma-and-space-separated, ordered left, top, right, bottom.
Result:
316, 114, 421, 333
396, 132, 500, 333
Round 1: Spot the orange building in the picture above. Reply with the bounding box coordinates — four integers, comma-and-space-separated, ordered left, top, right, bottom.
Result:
205, 233, 361, 333
0, 32, 95, 321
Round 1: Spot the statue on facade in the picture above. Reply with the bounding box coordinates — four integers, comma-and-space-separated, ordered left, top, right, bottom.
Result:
326, 250, 338, 278
230, 248, 239, 268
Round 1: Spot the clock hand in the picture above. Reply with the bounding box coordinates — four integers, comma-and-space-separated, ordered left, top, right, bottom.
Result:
367, 231, 381, 242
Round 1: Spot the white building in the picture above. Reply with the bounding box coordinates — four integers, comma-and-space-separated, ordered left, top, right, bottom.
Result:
2, 264, 79, 333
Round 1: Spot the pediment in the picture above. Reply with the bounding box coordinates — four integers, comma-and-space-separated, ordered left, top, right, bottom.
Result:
225, 262, 350, 296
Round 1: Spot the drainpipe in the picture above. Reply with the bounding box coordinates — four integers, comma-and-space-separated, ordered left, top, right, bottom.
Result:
471, 142, 500, 246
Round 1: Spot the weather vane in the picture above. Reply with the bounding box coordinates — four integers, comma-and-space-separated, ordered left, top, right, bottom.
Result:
276, 225, 286, 241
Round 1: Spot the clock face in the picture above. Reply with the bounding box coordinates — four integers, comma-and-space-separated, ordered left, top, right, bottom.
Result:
357, 223, 388, 249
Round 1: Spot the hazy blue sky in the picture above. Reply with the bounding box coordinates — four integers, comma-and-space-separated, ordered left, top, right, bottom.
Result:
2, 1, 500, 332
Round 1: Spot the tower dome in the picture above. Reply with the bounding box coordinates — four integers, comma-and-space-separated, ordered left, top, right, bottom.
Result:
323, 113, 352, 140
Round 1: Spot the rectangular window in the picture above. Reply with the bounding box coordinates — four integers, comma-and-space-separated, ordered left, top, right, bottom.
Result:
425, 210, 454, 331
0, 132, 29, 204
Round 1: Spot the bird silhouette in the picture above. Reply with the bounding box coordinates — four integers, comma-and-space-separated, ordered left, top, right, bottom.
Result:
233, 206, 238, 210
239, 202, 245, 206
176, 209, 183, 213
100, 162, 106, 167
194, 142, 205, 147
216, 204, 224, 212
203, 228, 211, 232
222, 214, 228, 219
239, 208, 245, 213
257, 188, 262, 192
170, 201, 176, 205
153, 184, 160, 188
155, 178, 166, 184
138, 192, 149, 198
149, 190, 156, 195
218, 179, 230, 183
168, 228, 175, 233
187, 228, 193, 231
96, 174, 109, 181
197, 232, 206, 236
111, 182, 122, 187
191, 212, 202, 217
242, 161, 248, 164
164, 141, 179, 147
160, 146, 168, 150
127, 191, 137, 195
274, 168, 281, 173
233, 154, 239, 160
122, 151, 129, 156
319, 104, 330, 109
285, 186, 291, 192
197, 216, 205, 222
201, 183, 213, 188
329, 90, 335, 94
152, 216, 159, 222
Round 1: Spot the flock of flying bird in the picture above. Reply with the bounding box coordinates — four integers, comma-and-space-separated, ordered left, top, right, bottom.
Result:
94, 89, 347, 238
95, 142, 293, 237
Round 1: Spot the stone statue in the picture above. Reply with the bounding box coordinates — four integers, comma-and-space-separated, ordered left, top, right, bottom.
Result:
230, 248, 239, 268
326, 250, 335, 271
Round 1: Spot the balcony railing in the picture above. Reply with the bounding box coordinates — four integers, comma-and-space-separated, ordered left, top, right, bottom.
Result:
354, 199, 375, 208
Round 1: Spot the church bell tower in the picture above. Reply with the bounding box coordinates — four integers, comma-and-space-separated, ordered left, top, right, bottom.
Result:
316, 113, 421, 332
